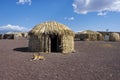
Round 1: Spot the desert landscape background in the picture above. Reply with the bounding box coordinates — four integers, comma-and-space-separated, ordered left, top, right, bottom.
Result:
0, 39, 120, 80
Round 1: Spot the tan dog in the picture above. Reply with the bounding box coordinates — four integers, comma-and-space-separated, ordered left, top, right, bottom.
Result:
32, 53, 45, 60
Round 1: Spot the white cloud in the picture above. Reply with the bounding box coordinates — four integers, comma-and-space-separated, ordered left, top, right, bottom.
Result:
0, 24, 29, 32
64, 17, 75, 21
97, 12, 108, 16
17, 0, 32, 5
72, 0, 120, 15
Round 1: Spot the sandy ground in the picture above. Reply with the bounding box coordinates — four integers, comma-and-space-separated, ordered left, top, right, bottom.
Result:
0, 39, 120, 80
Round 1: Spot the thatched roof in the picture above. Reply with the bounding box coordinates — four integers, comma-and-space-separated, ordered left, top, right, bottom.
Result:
78, 30, 100, 34
29, 21, 74, 36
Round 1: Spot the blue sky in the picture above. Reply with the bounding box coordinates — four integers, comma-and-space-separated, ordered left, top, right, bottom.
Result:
0, 0, 120, 33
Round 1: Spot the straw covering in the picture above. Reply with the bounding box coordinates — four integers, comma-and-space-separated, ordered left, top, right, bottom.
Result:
29, 21, 75, 53
109, 33, 120, 41
29, 21, 74, 36
77, 30, 103, 41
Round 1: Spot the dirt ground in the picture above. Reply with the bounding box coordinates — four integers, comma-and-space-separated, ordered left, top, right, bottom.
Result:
0, 39, 120, 80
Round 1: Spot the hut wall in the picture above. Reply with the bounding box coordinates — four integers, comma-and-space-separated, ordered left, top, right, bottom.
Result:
14, 34, 22, 40
75, 33, 80, 40
43, 35, 50, 53
3, 34, 14, 39
79, 34, 98, 41
22, 33, 28, 38
61, 35, 74, 53
97, 34, 103, 41
0, 34, 3, 39
29, 35, 41, 52
29, 35, 50, 53
89, 34, 97, 41
79, 34, 87, 41
29, 34, 75, 53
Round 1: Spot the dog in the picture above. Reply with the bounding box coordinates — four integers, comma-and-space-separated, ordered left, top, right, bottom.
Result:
32, 53, 45, 60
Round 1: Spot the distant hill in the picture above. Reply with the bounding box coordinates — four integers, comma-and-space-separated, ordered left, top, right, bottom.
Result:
0, 30, 28, 34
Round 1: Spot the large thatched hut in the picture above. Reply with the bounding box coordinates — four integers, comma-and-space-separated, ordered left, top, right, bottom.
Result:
29, 21, 75, 53
77, 30, 103, 41
109, 33, 120, 41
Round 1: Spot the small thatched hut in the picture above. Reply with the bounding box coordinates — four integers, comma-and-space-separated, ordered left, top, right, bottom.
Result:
109, 33, 120, 41
29, 21, 75, 53
3, 34, 14, 39
77, 30, 103, 41
3, 32, 23, 39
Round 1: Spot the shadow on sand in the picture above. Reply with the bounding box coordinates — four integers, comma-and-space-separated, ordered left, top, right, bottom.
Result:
13, 47, 30, 52
13, 47, 62, 53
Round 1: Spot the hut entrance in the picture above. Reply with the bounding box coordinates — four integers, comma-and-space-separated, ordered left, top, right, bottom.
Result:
50, 35, 61, 52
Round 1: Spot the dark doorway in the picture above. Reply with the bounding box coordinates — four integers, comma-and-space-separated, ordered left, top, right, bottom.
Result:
50, 35, 61, 52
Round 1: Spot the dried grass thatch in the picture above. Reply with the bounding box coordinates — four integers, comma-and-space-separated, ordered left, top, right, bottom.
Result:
77, 30, 103, 41
109, 33, 120, 41
4, 32, 23, 39
14, 33, 23, 39
21, 32, 29, 38
29, 21, 75, 53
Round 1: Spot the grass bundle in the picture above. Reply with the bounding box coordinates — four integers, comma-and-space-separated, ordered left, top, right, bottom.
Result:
109, 33, 120, 41
76, 30, 103, 41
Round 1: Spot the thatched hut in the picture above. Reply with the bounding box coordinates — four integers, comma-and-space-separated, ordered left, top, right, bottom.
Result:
109, 33, 120, 41
29, 21, 75, 53
3, 32, 23, 39
3, 34, 14, 39
78, 30, 103, 41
